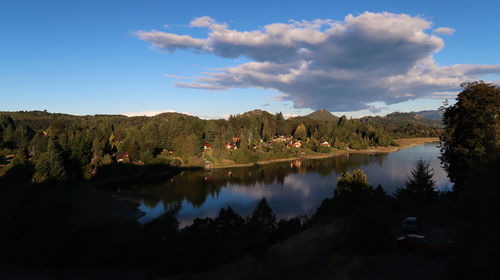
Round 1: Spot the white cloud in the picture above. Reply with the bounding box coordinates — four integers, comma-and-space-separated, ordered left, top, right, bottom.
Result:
121, 110, 229, 120
164, 74, 194, 80
122, 110, 175, 117
137, 12, 500, 111
189, 16, 216, 27
433, 27, 455, 35
136, 31, 206, 52
197, 113, 230, 120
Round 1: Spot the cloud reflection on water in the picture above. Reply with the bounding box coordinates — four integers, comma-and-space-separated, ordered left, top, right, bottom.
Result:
134, 143, 450, 226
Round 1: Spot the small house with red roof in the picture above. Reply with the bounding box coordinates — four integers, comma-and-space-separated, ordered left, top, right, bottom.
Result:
291, 141, 302, 148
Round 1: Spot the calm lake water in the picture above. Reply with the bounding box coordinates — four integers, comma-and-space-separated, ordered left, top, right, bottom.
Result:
126, 143, 451, 226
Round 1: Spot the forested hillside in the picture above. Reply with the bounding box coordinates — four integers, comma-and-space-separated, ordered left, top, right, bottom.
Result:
0, 109, 441, 183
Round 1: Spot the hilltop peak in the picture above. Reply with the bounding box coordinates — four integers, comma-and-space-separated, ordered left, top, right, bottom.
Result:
305, 109, 338, 122
238, 109, 274, 118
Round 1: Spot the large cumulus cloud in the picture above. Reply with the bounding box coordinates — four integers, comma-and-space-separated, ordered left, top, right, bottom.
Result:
136, 12, 500, 111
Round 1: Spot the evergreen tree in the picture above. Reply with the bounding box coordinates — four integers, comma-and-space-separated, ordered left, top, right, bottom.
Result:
261, 118, 271, 141
395, 160, 437, 204
293, 124, 307, 140
338, 115, 347, 127
250, 198, 276, 234
46, 138, 67, 181
215, 206, 245, 233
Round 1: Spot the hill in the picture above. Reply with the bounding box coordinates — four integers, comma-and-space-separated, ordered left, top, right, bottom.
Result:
415, 110, 442, 121
238, 109, 275, 119
304, 109, 339, 122
361, 112, 441, 127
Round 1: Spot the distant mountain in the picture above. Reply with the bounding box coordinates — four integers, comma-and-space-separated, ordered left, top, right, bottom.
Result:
361, 112, 441, 127
304, 108, 339, 122
414, 110, 442, 121
239, 109, 275, 119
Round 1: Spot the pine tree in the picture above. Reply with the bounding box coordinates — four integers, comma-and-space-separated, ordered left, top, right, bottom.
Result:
293, 124, 307, 140
395, 160, 437, 204
47, 138, 67, 181
250, 198, 276, 234
261, 118, 271, 141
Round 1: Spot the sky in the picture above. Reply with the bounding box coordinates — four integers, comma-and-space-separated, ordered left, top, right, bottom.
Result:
1, 0, 500, 118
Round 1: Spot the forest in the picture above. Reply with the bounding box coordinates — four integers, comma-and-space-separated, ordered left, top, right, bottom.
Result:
0, 108, 441, 183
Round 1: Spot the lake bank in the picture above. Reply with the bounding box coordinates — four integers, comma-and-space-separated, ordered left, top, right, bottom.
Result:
211, 137, 440, 169
130, 141, 451, 226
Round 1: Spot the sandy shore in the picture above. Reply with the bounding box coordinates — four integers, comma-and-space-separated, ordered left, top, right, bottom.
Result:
212, 137, 440, 169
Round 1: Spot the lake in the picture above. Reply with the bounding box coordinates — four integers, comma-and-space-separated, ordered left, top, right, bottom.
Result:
124, 143, 451, 226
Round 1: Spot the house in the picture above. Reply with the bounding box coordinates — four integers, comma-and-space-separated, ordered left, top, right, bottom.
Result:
113, 152, 129, 163
232, 137, 240, 143
204, 142, 212, 150
291, 141, 302, 148
42, 131, 49, 136
273, 135, 290, 143
320, 141, 330, 147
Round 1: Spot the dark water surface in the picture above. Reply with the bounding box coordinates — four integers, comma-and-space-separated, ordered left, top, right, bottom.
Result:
125, 143, 450, 226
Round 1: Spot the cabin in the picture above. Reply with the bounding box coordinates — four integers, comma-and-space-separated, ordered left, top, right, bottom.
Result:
113, 152, 129, 163
273, 135, 291, 142
291, 141, 302, 148
204, 142, 212, 150
320, 141, 330, 147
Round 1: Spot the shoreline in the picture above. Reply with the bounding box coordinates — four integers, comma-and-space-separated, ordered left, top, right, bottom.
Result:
211, 137, 440, 169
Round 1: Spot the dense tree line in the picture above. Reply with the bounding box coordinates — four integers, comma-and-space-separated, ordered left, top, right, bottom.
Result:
0, 109, 440, 183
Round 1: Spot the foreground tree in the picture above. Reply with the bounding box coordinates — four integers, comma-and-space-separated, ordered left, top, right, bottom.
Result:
396, 160, 437, 200
334, 169, 371, 196
395, 160, 437, 209
440, 81, 500, 191
440, 81, 500, 279
250, 198, 276, 234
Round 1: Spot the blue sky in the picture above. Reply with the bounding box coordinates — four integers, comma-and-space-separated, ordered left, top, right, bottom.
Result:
1, 0, 499, 118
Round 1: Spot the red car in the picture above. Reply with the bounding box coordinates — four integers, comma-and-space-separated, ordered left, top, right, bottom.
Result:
397, 234, 444, 255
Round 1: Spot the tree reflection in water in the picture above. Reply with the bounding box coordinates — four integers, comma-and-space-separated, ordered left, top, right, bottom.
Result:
121, 143, 449, 225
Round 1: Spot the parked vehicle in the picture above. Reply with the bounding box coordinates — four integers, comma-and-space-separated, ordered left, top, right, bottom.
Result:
402, 216, 421, 233
397, 234, 443, 255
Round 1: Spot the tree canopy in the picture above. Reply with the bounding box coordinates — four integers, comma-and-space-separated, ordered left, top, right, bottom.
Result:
440, 81, 500, 191
395, 159, 437, 206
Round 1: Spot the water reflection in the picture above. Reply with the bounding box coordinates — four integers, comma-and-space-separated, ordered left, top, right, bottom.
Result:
123, 143, 450, 225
